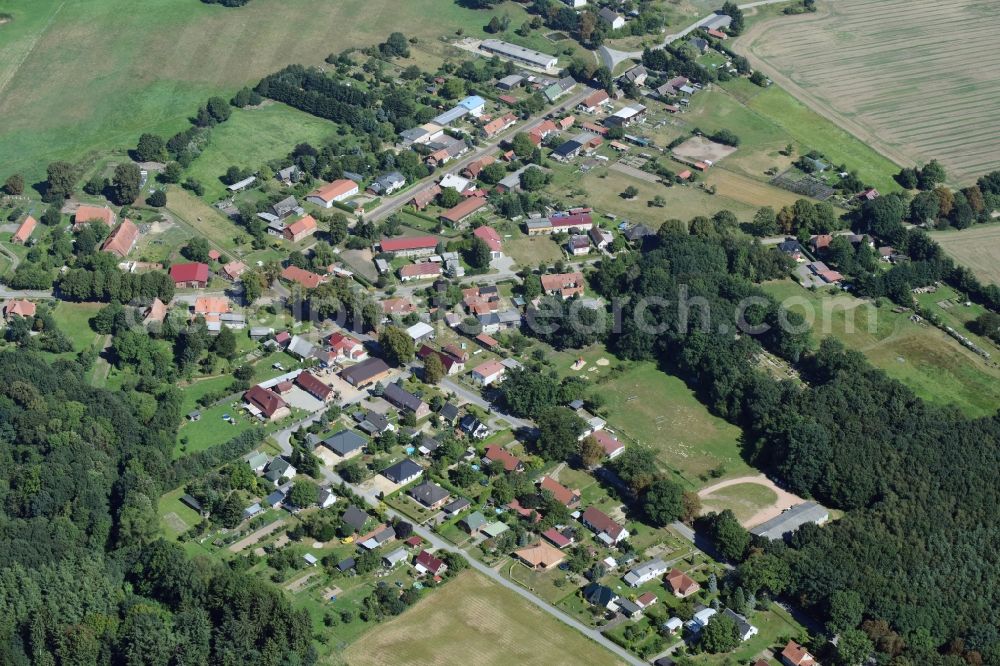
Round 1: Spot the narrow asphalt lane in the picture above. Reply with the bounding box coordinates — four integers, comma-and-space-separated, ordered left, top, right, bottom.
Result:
364, 86, 595, 224
598, 0, 803, 70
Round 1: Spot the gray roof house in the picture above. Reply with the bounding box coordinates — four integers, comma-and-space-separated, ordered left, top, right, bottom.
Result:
617, 598, 643, 618
383, 382, 429, 417
496, 74, 524, 90
369, 171, 406, 196
722, 608, 758, 641
354, 409, 392, 436
381, 458, 423, 485
623, 558, 668, 587
440, 402, 460, 423
321, 430, 367, 457
382, 547, 408, 568
583, 583, 619, 610
263, 457, 296, 485
409, 481, 451, 508
341, 505, 370, 532
750, 502, 829, 540
461, 510, 487, 533
286, 335, 315, 359
442, 497, 471, 516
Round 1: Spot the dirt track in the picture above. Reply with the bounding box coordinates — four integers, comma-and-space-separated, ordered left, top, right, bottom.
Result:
698, 474, 805, 528
228, 518, 286, 552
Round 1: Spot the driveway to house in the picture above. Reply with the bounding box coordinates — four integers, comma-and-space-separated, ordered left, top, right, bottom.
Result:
697, 473, 807, 528
0, 286, 53, 299
364, 87, 596, 224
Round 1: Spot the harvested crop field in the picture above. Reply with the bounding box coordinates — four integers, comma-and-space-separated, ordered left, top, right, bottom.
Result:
672, 135, 738, 164
930, 225, 1000, 285
740, 0, 1000, 183
344, 571, 623, 666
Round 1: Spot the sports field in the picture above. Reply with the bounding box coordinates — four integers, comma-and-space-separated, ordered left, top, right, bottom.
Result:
343, 571, 624, 666
930, 225, 1000, 285
739, 0, 1000, 184
0, 0, 520, 183
763, 280, 1000, 417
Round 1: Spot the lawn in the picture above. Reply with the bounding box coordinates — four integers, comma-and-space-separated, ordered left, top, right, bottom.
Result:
763, 279, 1000, 417
158, 487, 203, 540
504, 234, 564, 268
590, 361, 750, 488
164, 186, 244, 254
49, 302, 104, 353
573, 168, 760, 226
343, 570, 625, 666
683, 83, 901, 193
699, 482, 779, 525
686, 603, 806, 665
184, 103, 338, 201
0, 0, 525, 184
133, 219, 193, 264
175, 400, 259, 458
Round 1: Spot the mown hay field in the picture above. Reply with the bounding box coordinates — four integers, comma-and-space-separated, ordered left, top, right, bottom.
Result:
741, 0, 1000, 184
930, 225, 1000, 285
343, 571, 624, 666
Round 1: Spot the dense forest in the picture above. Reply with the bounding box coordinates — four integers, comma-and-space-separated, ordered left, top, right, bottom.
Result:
591, 219, 1000, 664
0, 351, 314, 664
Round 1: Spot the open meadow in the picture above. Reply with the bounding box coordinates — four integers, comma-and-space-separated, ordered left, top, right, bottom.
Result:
738, 0, 1000, 184
763, 280, 1000, 417
930, 225, 1000, 285
0, 0, 528, 183
184, 102, 338, 201
548, 345, 750, 487
343, 570, 624, 666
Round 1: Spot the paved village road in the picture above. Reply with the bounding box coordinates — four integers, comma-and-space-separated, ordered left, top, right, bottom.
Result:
439, 377, 533, 432
402, 517, 647, 666
364, 87, 596, 223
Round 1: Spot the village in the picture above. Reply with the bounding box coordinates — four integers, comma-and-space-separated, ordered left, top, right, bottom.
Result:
3, 1, 1000, 664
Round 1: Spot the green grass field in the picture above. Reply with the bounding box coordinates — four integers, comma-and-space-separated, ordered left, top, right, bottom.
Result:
699, 482, 779, 524
343, 570, 625, 666
684, 82, 901, 193
0, 0, 523, 184
763, 279, 1000, 417
184, 103, 337, 201
560, 353, 749, 487
48, 301, 104, 353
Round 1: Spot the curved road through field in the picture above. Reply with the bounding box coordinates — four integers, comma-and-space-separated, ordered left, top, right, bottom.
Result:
697, 473, 806, 528
597, 0, 801, 71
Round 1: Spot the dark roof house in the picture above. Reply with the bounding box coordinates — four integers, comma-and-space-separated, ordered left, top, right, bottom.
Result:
321, 430, 367, 456
382, 458, 424, 484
